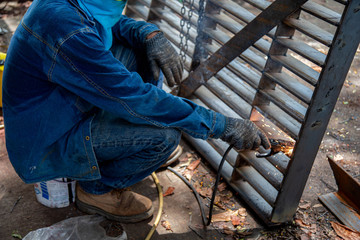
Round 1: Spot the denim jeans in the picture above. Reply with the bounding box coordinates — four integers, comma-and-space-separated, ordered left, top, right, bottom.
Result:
78, 42, 181, 194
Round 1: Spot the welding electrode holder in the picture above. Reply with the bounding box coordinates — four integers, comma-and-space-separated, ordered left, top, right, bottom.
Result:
255, 138, 293, 158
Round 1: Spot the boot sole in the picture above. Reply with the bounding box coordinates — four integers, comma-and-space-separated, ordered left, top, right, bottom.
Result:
161, 145, 183, 168
76, 197, 154, 223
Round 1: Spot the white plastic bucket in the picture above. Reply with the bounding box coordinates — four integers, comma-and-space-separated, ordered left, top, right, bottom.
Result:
34, 178, 76, 208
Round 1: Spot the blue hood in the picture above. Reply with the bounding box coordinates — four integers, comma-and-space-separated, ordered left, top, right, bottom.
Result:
77, 0, 127, 50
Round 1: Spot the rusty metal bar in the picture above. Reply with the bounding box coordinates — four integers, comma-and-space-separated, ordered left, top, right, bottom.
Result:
327, 156, 360, 212
319, 156, 360, 231
178, 0, 308, 97
271, 0, 360, 223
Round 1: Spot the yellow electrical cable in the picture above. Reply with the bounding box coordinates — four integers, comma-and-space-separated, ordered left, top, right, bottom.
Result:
145, 172, 163, 240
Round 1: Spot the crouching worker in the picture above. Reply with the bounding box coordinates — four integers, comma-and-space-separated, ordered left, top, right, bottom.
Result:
2, 0, 270, 223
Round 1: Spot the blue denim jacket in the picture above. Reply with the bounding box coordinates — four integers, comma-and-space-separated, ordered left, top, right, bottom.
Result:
2, 0, 226, 183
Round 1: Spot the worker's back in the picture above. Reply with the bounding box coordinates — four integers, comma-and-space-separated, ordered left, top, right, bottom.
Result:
2, 0, 100, 183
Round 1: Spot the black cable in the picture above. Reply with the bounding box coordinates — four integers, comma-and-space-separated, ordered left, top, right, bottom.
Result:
167, 144, 234, 226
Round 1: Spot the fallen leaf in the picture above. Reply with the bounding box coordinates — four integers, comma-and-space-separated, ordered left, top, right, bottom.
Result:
231, 215, 241, 226
333, 154, 344, 161
198, 187, 212, 198
183, 169, 194, 181
312, 203, 323, 208
214, 195, 226, 210
217, 182, 227, 192
211, 210, 245, 222
161, 220, 173, 231
222, 226, 235, 236
330, 221, 360, 240
236, 226, 253, 236
212, 210, 238, 222
187, 159, 201, 170
238, 208, 247, 217
11, 233, 22, 239
300, 234, 310, 240
299, 202, 312, 210
179, 153, 192, 162
295, 218, 311, 228
220, 195, 230, 204
163, 187, 175, 197
310, 223, 317, 233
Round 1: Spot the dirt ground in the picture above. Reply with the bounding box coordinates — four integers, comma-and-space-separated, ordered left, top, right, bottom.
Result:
0, 1, 359, 240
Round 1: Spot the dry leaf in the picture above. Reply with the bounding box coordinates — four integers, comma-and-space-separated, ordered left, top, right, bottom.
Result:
300, 234, 310, 240
313, 203, 323, 208
330, 221, 360, 240
223, 226, 235, 236
231, 215, 241, 226
217, 182, 227, 192
187, 159, 201, 170
161, 220, 172, 231
220, 195, 230, 204
179, 153, 192, 162
295, 218, 311, 228
236, 227, 253, 237
212, 210, 236, 222
214, 195, 226, 210
198, 187, 213, 198
299, 202, 312, 210
238, 208, 247, 217
333, 154, 344, 161
310, 224, 317, 233
163, 187, 175, 197
183, 169, 194, 181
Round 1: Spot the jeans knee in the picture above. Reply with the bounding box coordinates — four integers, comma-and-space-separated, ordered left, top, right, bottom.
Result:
161, 128, 181, 150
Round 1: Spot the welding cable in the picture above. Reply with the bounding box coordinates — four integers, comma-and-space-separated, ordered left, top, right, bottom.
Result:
145, 172, 164, 240
167, 144, 234, 226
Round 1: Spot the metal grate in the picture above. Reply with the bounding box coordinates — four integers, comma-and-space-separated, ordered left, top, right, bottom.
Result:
125, 0, 360, 225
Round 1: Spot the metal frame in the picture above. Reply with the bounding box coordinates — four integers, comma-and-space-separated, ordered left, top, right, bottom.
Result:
125, 0, 360, 225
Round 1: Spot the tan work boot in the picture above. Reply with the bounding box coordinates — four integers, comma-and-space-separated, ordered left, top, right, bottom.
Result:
76, 185, 153, 223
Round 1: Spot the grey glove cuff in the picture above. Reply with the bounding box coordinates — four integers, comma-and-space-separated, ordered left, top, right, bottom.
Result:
220, 117, 239, 141
144, 31, 166, 49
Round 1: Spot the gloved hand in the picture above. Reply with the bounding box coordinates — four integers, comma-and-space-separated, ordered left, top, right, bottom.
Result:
220, 117, 271, 151
145, 32, 183, 87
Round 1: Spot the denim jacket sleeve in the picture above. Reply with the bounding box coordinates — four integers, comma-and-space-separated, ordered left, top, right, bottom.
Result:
112, 15, 159, 49
55, 29, 226, 139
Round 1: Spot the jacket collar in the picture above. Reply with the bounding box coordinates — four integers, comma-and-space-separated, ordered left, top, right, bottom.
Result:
67, 0, 95, 23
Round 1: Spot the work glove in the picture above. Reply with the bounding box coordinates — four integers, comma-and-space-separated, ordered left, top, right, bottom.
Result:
220, 117, 271, 151
145, 32, 183, 87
